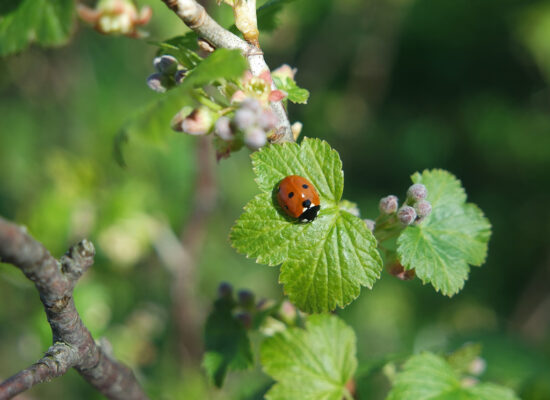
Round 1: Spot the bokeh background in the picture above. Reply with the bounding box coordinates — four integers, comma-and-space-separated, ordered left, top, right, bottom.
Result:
1, 0, 550, 398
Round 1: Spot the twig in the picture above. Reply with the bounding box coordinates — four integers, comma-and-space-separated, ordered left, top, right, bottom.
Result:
0, 217, 148, 400
160, 0, 293, 142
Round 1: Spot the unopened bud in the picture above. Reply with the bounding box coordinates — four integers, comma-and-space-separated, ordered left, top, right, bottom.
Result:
214, 116, 234, 141
363, 219, 375, 232
146, 73, 167, 93
278, 300, 297, 324
407, 183, 427, 201
217, 282, 233, 299
291, 121, 303, 140
258, 109, 278, 131
234, 108, 257, 130
198, 38, 215, 53
245, 127, 267, 150
389, 263, 415, 280
272, 64, 297, 80
170, 106, 193, 132
237, 289, 255, 309
174, 69, 187, 85
181, 107, 214, 135
379, 195, 398, 214
153, 55, 178, 75
241, 97, 262, 114
398, 206, 417, 226
235, 312, 252, 329
468, 357, 486, 376
415, 200, 432, 218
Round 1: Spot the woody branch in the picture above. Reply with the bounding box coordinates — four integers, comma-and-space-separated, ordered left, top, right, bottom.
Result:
0, 216, 148, 400
160, 0, 294, 143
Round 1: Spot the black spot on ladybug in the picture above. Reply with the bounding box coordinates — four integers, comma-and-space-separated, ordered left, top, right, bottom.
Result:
302, 184, 308, 189
288, 192, 294, 198
302, 199, 311, 208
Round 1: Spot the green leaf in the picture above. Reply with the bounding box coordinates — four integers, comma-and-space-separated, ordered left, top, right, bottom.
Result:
273, 75, 310, 104
114, 90, 192, 166
154, 33, 202, 69
387, 353, 519, 400
230, 138, 382, 312
202, 298, 253, 387
260, 314, 357, 400
0, 0, 74, 56
184, 48, 248, 88
396, 169, 491, 296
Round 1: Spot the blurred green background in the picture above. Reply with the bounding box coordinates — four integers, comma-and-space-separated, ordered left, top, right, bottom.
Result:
1, 0, 550, 398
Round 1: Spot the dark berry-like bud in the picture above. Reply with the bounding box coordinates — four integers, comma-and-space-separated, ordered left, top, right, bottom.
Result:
237, 289, 255, 309
407, 183, 427, 201
174, 69, 187, 85
379, 195, 398, 214
234, 108, 257, 130
235, 312, 252, 329
363, 219, 375, 232
415, 199, 432, 218
217, 282, 233, 299
154, 55, 178, 75
398, 206, 417, 226
214, 116, 234, 141
244, 127, 267, 150
146, 73, 167, 93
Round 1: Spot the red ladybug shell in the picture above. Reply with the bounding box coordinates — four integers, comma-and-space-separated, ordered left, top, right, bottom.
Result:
277, 175, 321, 222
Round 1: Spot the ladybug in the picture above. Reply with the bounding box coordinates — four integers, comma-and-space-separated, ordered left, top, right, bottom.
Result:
277, 175, 321, 222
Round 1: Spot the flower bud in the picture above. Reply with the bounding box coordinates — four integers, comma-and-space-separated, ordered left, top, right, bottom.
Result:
398, 206, 417, 226
146, 73, 167, 93
363, 219, 375, 232
468, 357, 486, 376
389, 263, 415, 280
272, 64, 297, 80
174, 69, 187, 85
244, 127, 267, 150
154, 55, 178, 75
214, 116, 234, 141
407, 183, 427, 201
379, 195, 398, 214
237, 289, 255, 309
181, 107, 214, 135
258, 109, 278, 131
234, 108, 257, 130
240, 97, 262, 114
235, 312, 252, 329
415, 199, 432, 218
291, 121, 303, 140
217, 282, 233, 299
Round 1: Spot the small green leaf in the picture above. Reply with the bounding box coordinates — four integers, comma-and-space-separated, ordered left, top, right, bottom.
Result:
0, 0, 74, 56
202, 298, 253, 387
231, 138, 382, 312
260, 314, 357, 400
154, 32, 202, 69
387, 352, 519, 400
273, 75, 310, 104
397, 169, 491, 296
184, 48, 248, 88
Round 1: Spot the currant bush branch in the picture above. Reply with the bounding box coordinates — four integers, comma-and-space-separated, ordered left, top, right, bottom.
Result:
160, 0, 293, 142
0, 217, 148, 400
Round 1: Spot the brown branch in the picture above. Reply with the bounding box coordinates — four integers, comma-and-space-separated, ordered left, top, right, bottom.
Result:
160, 0, 294, 143
0, 216, 149, 400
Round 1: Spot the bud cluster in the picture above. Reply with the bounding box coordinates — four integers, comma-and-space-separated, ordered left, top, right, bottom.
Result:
147, 55, 188, 93
216, 282, 257, 330
77, 0, 152, 38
